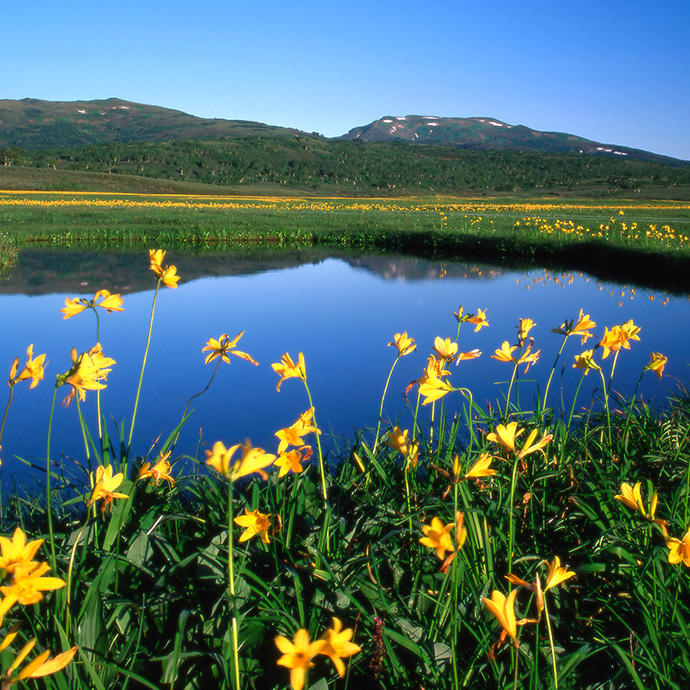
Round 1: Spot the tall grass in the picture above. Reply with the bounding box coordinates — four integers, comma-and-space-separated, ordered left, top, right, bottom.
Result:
1, 249, 689, 689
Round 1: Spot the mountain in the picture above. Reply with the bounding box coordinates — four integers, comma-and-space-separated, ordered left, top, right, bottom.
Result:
340, 115, 683, 166
0, 97, 312, 149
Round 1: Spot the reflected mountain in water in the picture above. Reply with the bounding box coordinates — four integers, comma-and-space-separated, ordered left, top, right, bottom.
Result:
0, 248, 506, 296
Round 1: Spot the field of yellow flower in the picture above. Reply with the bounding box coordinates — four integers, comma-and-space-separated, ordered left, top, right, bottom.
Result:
1, 248, 690, 689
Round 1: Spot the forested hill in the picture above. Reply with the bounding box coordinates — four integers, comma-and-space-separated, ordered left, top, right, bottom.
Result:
3, 137, 690, 197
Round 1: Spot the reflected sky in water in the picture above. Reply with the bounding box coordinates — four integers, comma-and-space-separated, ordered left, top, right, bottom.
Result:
1, 250, 689, 484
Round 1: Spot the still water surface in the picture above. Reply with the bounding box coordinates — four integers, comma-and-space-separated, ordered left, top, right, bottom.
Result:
2, 249, 689, 483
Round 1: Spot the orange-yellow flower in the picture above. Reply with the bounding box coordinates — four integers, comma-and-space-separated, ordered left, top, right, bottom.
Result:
552, 309, 596, 343
205, 440, 275, 481
88, 464, 128, 511
645, 352, 667, 379
275, 629, 326, 690
419, 376, 454, 405
274, 448, 310, 477
614, 481, 658, 520
486, 422, 523, 453
385, 426, 411, 456
666, 530, 690, 567
0, 561, 66, 607
492, 341, 518, 363
544, 556, 576, 591
388, 332, 416, 357
272, 352, 307, 391
137, 451, 174, 486
319, 618, 361, 678
59, 344, 115, 405
234, 508, 272, 543
2, 638, 77, 685
517, 318, 536, 343
432, 337, 459, 363
275, 408, 320, 454
202, 332, 258, 366
465, 452, 497, 479
482, 589, 518, 644
420, 517, 456, 560
60, 289, 124, 319
0, 529, 44, 575
9, 345, 47, 390
573, 349, 600, 374
149, 249, 180, 288
456, 307, 489, 331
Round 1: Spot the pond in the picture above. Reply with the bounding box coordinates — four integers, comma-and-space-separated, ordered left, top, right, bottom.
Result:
1, 248, 689, 485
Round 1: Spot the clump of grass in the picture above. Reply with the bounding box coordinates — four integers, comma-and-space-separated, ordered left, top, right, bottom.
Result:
1, 248, 690, 689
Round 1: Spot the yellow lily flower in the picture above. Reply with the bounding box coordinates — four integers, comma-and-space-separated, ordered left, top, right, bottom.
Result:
388, 332, 416, 357
384, 426, 411, 456
274, 448, 310, 477
544, 556, 576, 591
0, 528, 44, 575
517, 318, 536, 343
614, 482, 646, 517
202, 332, 258, 366
88, 464, 128, 511
60, 289, 124, 319
573, 349, 601, 374
275, 408, 320, 453
666, 530, 690, 567
59, 344, 114, 405
4, 638, 77, 685
419, 376, 454, 405
482, 589, 519, 644
234, 508, 272, 544
486, 422, 523, 453
0, 561, 66, 606
137, 451, 175, 486
431, 336, 459, 363
275, 629, 326, 690
644, 352, 667, 379
10, 345, 47, 390
272, 352, 307, 391
517, 428, 553, 459
205, 440, 275, 481
149, 249, 180, 288
457, 349, 481, 362
420, 517, 456, 560
465, 452, 497, 479
492, 341, 518, 363
552, 309, 596, 344
319, 617, 361, 678
467, 307, 489, 331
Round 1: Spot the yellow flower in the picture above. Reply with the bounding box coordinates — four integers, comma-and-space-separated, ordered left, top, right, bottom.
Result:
319, 617, 361, 678
388, 332, 416, 357
419, 376, 454, 405
205, 440, 276, 481
384, 426, 410, 456
552, 309, 596, 344
420, 517, 456, 560
202, 332, 258, 366
88, 464, 128, 511
516, 342, 540, 373
0, 529, 44, 575
3, 638, 77, 685
272, 352, 307, 391
60, 289, 124, 319
59, 344, 115, 405
149, 249, 180, 288
614, 481, 658, 520
465, 452, 497, 479
431, 337, 459, 363
0, 561, 66, 607
645, 352, 667, 379
517, 428, 553, 460
274, 448, 310, 477
517, 318, 536, 343
234, 508, 271, 543
457, 348, 481, 362
137, 451, 174, 486
275, 629, 326, 690
666, 530, 690, 567
573, 349, 600, 374
486, 422, 522, 453
275, 408, 320, 454
10, 345, 47, 390
492, 341, 518, 363
482, 589, 518, 644
544, 556, 576, 591
466, 307, 489, 331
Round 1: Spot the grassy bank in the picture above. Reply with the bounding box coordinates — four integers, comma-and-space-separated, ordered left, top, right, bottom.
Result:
1, 250, 689, 689
1, 191, 690, 292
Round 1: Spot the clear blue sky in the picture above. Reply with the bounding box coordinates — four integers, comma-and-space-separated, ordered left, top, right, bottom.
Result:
6, 0, 690, 159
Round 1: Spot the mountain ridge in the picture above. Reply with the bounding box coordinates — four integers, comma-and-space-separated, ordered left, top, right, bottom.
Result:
0, 97, 686, 166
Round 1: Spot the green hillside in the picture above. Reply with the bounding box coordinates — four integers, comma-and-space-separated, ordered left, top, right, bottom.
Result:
3, 137, 690, 198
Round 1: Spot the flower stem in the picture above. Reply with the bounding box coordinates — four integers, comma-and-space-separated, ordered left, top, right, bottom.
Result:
303, 380, 327, 505
373, 355, 400, 451
543, 596, 558, 689
45, 385, 58, 570
129, 280, 161, 449
227, 479, 240, 690
0, 385, 14, 448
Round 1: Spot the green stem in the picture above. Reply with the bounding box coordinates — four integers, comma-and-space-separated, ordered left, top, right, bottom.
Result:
0, 385, 14, 448
373, 355, 400, 451
227, 479, 240, 690
507, 455, 520, 575
542, 338, 568, 413
303, 380, 327, 506
543, 596, 558, 689
45, 385, 58, 570
129, 280, 161, 449
566, 371, 589, 429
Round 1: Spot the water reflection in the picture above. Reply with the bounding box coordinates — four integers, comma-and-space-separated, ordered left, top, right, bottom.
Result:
1, 248, 688, 482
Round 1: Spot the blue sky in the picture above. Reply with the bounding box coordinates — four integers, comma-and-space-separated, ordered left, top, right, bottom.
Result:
6, 0, 690, 159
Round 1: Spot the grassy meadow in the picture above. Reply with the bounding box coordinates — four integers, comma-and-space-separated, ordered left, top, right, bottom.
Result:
0, 191, 690, 689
